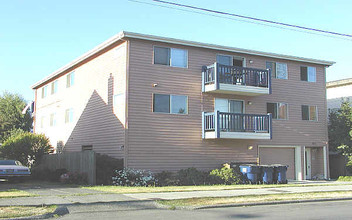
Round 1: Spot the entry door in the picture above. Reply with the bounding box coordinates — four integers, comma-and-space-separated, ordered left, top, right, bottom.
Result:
215, 99, 243, 113
215, 99, 244, 131
305, 148, 312, 179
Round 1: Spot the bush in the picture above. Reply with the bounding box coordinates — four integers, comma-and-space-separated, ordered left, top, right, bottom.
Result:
0, 132, 53, 167
209, 164, 242, 185
155, 171, 179, 186
96, 154, 123, 185
337, 176, 352, 182
112, 168, 157, 186
177, 167, 209, 186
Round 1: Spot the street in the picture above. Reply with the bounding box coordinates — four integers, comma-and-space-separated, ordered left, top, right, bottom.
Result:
59, 200, 352, 220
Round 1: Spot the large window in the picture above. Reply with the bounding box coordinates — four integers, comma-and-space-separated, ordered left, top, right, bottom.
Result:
266, 61, 288, 79
154, 46, 188, 68
267, 102, 288, 120
300, 66, 316, 82
66, 72, 75, 88
51, 80, 58, 95
41, 85, 48, 99
302, 105, 317, 121
50, 113, 56, 127
153, 94, 188, 114
65, 108, 74, 123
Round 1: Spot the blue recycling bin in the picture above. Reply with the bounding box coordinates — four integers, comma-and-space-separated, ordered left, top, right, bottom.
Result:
240, 165, 262, 184
262, 165, 274, 184
273, 165, 288, 184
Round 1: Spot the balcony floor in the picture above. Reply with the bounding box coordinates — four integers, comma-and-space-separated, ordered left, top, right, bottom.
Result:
204, 131, 271, 139
204, 83, 269, 96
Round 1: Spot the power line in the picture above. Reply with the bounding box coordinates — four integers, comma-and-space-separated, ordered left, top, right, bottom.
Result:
151, 0, 352, 39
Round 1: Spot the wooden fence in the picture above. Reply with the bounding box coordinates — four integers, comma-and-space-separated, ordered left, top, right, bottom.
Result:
40, 151, 96, 185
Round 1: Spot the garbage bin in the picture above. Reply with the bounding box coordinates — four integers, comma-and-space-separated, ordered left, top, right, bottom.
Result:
273, 164, 288, 184
239, 164, 262, 184
262, 165, 274, 184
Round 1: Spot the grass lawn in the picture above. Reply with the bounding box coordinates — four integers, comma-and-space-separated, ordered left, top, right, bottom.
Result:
83, 183, 337, 194
0, 205, 56, 219
0, 189, 35, 198
157, 191, 352, 208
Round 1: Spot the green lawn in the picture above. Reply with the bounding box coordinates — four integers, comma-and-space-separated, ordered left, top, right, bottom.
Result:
83, 183, 337, 194
337, 176, 352, 182
0, 189, 35, 198
0, 205, 56, 219
157, 191, 352, 208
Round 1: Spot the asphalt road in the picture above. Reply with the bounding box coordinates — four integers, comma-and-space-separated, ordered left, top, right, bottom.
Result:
59, 200, 352, 220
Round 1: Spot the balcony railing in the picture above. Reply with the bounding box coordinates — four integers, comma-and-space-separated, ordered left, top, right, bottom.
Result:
202, 111, 272, 139
202, 62, 271, 95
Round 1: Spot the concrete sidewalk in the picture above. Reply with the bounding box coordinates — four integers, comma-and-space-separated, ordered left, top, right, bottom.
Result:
1, 183, 352, 206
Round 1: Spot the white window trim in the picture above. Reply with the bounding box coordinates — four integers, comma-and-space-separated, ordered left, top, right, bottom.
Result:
276, 62, 288, 80
302, 105, 318, 121
153, 46, 189, 68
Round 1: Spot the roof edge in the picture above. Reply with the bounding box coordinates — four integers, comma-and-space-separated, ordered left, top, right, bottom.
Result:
32, 31, 335, 89
327, 78, 352, 88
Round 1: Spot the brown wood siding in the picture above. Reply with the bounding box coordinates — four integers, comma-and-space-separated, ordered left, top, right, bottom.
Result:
126, 38, 328, 172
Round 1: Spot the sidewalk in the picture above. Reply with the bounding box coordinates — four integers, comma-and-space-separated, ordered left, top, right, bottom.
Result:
1, 183, 352, 206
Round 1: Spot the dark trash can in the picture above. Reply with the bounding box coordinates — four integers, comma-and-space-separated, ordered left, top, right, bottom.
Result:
261, 165, 274, 184
273, 164, 288, 184
239, 165, 262, 184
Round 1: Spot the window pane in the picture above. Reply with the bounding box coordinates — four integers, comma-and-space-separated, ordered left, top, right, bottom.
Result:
276, 63, 288, 79
308, 67, 316, 82
154, 47, 170, 65
300, 66, 308, 81
267, 103, 277, 119
51, 81, 58, 94
302, 105, 309, 120
67, 72, 74, 88
309, 106, 317, 121
229, 100, 243, 113
171, 48, 187, 68
171, 95, 188, 114
266, 61, 276, 78
153, 94, 170, 113
278, 103, 287, 119
217, 55, 232, 66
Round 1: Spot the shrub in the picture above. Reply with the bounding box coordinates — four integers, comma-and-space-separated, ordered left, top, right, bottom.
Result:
60, 172, 88, 185
209, 164, 242, 185
112, 168, 157, 186
337, 176, 352, 182
177, 167, 209, 186
0, 132, 53, 167
96, 154, 123, 185
155, 171, 179, 186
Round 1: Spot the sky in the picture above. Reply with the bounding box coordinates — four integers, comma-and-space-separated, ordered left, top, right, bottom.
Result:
1, 0, 351, 101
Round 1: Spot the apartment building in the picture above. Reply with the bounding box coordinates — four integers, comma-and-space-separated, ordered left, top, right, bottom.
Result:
32, 31, 334, 180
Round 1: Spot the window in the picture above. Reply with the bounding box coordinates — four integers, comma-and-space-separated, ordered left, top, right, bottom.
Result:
40, 116, 45, 128
153, 94, 188, 114
300, 66, 316, 82
82, 145, 93, 151
41, 85, 48, 98
266, 61, 288, 79
66, 72, 75, 88
65, 108, 74, 123
51, 80, 58, 94
154, 46, 188, 68
302, 105, 317, 121
50, 113, 56, 127
267, 102, 288, 120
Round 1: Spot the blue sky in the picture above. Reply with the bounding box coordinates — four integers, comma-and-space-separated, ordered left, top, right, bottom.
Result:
1, 0, 351, 101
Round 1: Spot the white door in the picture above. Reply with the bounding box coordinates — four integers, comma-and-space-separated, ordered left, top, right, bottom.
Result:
305, 148, 312, 179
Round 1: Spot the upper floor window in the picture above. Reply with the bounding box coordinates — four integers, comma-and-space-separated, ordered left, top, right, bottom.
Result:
41, 85, 48, 99
154, 46, 188, 68
300, 66, 316, 82
153, 94, 188, 114
66, 72, 75, 88
40, 116, 45, 128
267, 102, 288, 120
302, 105, 317, 121
51, 80, 58, 95
266, 61, 288, 79
65, 108, 74, 123
50, 113, 56, 127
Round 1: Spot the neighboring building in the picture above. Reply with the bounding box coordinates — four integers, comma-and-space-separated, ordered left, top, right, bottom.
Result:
326, 78, 352, 178
32, 31, 334, 180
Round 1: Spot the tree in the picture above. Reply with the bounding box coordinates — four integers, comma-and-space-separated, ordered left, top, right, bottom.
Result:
0, 92, 33, 141
0, 132, 53, 167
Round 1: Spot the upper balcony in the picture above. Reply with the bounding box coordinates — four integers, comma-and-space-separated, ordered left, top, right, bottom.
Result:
202, 62, 271, 96
202, 111, 272, 140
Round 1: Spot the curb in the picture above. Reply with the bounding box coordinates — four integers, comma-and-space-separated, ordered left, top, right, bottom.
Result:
5, 206, 69, 220
156, 197, 352, 210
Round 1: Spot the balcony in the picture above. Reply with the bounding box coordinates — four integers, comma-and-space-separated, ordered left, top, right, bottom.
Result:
202, 111, 272, 140
202, 63, 271, 96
